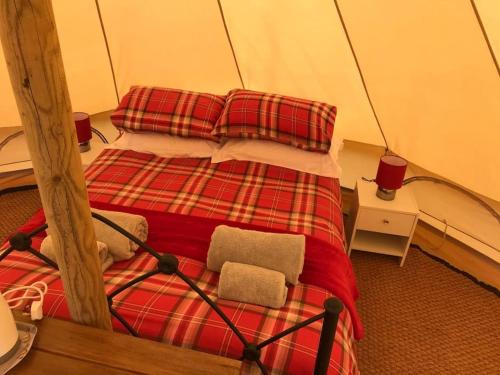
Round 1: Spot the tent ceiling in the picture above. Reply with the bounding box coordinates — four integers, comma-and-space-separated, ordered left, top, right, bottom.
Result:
0, 0, 499, 201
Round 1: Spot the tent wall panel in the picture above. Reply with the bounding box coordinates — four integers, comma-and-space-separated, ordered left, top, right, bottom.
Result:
98, 0, 241, 96
0, 46, 20, 126
52, 0, 117, 115
220, 0, 385, 146
337, 0, 500, 201
0, 0, 117, 127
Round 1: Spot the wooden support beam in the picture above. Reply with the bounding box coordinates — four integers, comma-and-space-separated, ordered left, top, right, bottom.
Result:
0, 0, 111, 329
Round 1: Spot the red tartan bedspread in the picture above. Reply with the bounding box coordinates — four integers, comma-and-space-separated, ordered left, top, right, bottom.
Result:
0, 148, 362, 374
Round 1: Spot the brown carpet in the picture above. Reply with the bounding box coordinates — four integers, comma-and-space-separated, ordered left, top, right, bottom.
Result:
1, 188, 499, 374
0, 187, 41, 243
351, 250, 500, 374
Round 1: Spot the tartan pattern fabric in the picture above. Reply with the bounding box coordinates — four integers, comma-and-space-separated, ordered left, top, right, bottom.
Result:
0, 148, 360, 373
110, 86, 225, 141
0, 249, 358, 374
84, 149, 344, 249
213, 89, 337, 153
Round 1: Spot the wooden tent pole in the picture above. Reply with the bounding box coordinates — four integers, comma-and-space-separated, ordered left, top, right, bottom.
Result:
0, 0, 111, 330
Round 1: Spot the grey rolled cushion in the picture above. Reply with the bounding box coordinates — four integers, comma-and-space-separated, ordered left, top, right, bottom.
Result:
40, 236, 113, 272
207, 225, 305, 285
91, 208, 148, 261
218, 262, 288, 309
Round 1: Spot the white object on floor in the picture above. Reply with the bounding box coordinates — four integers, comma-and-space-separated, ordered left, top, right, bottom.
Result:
345, 178, 419, 266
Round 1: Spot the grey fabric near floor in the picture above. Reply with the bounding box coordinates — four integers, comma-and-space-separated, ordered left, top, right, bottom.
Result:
1, 188, 499, 374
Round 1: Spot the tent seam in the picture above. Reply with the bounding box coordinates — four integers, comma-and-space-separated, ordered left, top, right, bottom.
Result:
216, 0, 245, 89
332, 0, 389, 151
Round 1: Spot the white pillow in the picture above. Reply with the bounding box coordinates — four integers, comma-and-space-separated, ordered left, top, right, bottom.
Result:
211, 138, 343, 178
106, 131, 218, 158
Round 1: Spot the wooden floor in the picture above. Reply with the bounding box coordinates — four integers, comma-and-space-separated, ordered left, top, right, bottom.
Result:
341, 188, 500, 290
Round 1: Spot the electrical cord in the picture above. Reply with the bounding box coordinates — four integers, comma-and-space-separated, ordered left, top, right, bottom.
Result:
403, 176, 500, 223
362, 173, 499, 253
0, 130, 24, 151
362, 176, 499, 223
0, 126, 109, 151
91, 127, 109, 143
2, 281, 48, 320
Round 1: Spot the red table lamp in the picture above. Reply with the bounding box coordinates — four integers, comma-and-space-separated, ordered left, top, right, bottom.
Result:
375, 155, 407, 200
73, 112, 92, 152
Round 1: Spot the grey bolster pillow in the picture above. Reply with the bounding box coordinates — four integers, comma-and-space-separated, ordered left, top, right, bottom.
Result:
218, 262, 288, 309
207, 225, 305, 285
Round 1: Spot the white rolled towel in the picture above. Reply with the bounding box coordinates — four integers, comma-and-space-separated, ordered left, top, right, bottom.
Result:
207, 225, 305, 285
218, 262, 288, 309
91, 209, 148, 261
40, 236, 113, 272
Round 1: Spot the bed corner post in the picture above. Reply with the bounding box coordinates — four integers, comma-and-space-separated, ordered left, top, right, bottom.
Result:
314, 297, 343, 375
0, 0, 111, 330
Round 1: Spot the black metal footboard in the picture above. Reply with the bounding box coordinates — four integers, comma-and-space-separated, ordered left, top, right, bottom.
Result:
1, 213, 343, 375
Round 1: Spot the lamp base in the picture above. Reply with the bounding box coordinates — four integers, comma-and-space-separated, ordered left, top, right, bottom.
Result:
0, 337, 20, 365
376, 187, 396, 201
79, 141, 90, 153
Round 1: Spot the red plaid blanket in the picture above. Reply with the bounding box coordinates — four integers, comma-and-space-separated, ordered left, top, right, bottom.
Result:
1, 148, 362, 373
84, 149, 361, 334
85, 149, 344, 250
0, 249, 358, 374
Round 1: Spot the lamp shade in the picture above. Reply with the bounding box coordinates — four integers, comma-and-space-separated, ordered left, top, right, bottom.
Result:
73, 112, 92, 152
375, 155, 407, 190
73, 112, 92, 144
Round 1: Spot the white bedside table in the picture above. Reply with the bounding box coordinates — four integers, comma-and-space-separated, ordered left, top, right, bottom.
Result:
346, 179, 419, 266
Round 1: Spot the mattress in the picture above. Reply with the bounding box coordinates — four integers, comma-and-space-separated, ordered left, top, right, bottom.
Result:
0, 148, 361, 374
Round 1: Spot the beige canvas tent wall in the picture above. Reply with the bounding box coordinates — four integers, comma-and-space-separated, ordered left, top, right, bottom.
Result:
1, 0, 499, 264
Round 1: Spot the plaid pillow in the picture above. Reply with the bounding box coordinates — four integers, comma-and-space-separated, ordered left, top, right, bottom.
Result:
110, 86, 226, 141
213, 89, 337, 153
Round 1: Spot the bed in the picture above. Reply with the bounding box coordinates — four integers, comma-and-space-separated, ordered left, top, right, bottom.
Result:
0, 87, 362, 374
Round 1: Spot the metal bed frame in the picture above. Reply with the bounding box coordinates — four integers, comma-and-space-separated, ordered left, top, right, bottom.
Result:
1, 212, 343, 375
